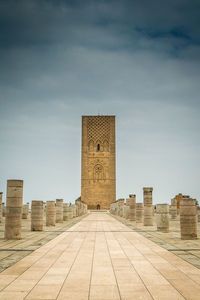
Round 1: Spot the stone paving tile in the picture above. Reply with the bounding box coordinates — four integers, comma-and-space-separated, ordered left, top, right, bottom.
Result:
0, 213, 88, 273
0, 213, 200, 299
113, 214, 200, 270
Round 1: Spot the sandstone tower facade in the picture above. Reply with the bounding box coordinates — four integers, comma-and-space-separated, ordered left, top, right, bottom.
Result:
81, 116, 116, 210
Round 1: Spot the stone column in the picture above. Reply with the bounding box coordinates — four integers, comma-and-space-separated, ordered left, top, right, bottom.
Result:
129, 194, 136, 221
72, 204, 76, 218
56, 199, 63, 223
156, 204, 169, 232
170, 198, 177, 219
124, 199, 130, 219
197, 206, 200, 222
5, 180, 23, 239
180, 197, 197, 240
2, 203, 5, 217
22, 204, 28, 219
68, 205, 74, 219
136, 203, 143, 223
26, 202, 29, 217
0, 192, 2, 223
84, 203, 88, 214
31, 201, 43, 231
63, 203, 69, 221
143, 187, 153, 226
46, 201, 56, 226
117, 199, 124, 217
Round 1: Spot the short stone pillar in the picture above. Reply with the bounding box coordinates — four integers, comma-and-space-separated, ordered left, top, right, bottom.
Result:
197, 206, 200, 222
76, 200, 81, 216
2, 203, 6, 217
180, 197, 197, 240
156, 204, 169, 232
31, 201, 43, 231
68, 205, 74, 219
56, 199, 63, 223
72, 204, 77, 218
136, 203, 143, 223
170, 198, 177, 219
22, 203, 29, 219
46, 201, 56, 226
0, 192, 2, 223
5, 180, 23, 239
83, 203, 87, 214
129, 194, 136, 221
26, 202, 29, 217
117, 199, 124, 217
63, 203, 69, 221
143, 187, 153, 226
124, 199, 130, 219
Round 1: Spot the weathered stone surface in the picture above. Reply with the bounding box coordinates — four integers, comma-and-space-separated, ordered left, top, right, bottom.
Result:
143, 187, 153, 226
81, 116, 116, 210
0, 192, 2, 223
56, 199, 63, 223
180, 197, 197, 240
129, 194, 136, 221
46, 201, 56, 226
5, 180, 23, 239
170, 198, 177, 219
31, 200, 43, 231
156, 204, 169, 232
198, 206, 200, 222
136, 203, 143, 223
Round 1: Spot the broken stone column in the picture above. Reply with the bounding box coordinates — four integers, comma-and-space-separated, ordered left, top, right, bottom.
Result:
197, 206, 200, 222
129, 194, 136, 221
170, 198, 177, 219
56, 199, 63, 223
72, 204, 77, 218
116, 199, 124, 217
2, 203, 5, 217
68, 205, 74, 219
46, 201, 56, 226
124, 198, 130, 219
180, 197, 197, 240
0, 192, 2, 223
63, 203, 69, 221
22, 203, 29, 219
26, 202, 29, 217
5, 180, 23, 239
143, 187, 153, 226
156, 204, 169, 232
110, 202, 114, 214
84, 203, 88, 214
31, 201, 43, 231
136, 203, 143, 223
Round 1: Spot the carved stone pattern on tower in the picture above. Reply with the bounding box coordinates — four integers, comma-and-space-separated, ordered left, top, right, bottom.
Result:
87, 116, 110, 142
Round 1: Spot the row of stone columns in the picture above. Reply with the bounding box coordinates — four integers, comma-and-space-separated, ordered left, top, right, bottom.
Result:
110, 188, 199, 240
1, 179, 88, 239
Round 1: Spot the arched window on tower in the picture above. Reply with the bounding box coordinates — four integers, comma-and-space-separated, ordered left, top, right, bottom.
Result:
97, 143, 100, 152
88, 140, 94, 152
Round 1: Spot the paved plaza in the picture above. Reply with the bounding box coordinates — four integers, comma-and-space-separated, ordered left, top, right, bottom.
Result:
0, 212, 200, 299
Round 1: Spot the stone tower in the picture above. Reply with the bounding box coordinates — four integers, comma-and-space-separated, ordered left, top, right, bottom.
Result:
81, 115, 116, 210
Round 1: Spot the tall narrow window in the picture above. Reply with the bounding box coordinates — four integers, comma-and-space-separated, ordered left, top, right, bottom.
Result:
97, 144, 100, 151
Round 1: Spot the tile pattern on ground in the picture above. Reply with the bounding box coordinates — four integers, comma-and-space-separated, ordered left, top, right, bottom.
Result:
0, 212, 199, 299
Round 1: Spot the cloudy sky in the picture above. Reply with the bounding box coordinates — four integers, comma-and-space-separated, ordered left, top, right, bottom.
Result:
0, 0, 200, 205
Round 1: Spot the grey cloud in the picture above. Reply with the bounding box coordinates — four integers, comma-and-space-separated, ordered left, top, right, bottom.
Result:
0, 0, 200, 204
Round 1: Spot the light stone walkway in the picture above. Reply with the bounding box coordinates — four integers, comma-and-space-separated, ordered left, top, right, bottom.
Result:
0, 212, 200, 300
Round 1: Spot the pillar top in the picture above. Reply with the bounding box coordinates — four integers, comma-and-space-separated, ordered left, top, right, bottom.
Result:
7, 180, 23, 187
143, 187, 153, 191
32, 200, 43, 205
129, 194, 136, 198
